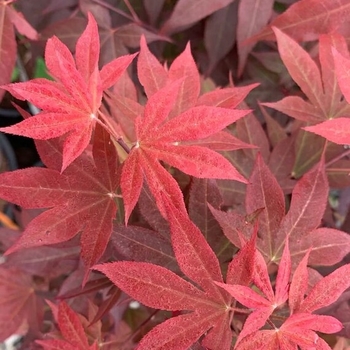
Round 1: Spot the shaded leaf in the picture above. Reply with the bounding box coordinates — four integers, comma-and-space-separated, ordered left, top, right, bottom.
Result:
205, 1, 237, 72
144, 0, 166, 25
0, 267, 43, 342
237, 0, 274, 76
0, 5, 16, 102
111, 224, 177, 271
6, 5, 38, 40
161, 0, 235, 35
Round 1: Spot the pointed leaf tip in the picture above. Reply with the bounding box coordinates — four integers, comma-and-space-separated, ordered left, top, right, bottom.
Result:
303, 118, 350, 145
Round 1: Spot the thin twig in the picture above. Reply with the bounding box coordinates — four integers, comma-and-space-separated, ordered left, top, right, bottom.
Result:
326, 148, 350, 168
123, 0, 142, 24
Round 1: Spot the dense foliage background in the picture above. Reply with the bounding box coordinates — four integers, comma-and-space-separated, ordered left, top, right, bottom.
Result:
1, 0, 350, 349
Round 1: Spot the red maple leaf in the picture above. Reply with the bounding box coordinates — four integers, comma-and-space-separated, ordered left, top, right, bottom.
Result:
107, 36, 257, 223
0, 12, 136, 171
0, 266, 44, 342
263, 28, 350, 124
215, 239, 292, 345
211, 154, 350, 269
36, 301, 98, 350
0, 125, 118, 281
217, 244, 350, 349
120, 79, 252, 222
260, 27, 350, 149
111, 34, 257, 148
304, 47, 350, 144
94, 201, 256, 350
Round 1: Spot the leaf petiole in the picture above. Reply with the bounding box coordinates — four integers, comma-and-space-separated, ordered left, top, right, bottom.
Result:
97, 110, 131, 154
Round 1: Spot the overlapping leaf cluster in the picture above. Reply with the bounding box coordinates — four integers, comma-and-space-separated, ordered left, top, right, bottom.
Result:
1, 1, 350, 349
0, 13, 253, 278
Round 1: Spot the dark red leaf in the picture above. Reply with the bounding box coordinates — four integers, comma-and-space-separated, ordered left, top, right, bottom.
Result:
1, 126, 118, 280
161, 0, 236, 35
0, 14, 135, 171
0, 267, 44, 341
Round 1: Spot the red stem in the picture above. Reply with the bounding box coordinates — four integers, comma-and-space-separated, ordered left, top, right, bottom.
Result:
326, 147, 350, 168
97, 110, 131, 154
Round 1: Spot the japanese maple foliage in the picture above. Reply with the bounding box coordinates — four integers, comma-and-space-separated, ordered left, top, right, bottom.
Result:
0, 124, 119, 281
36, 301, 98, 350
304, 47, 350, 145
0, 13, 136, 171
94, 201, 256, 350
215, 241, 350, 349
2, 1, 350, 350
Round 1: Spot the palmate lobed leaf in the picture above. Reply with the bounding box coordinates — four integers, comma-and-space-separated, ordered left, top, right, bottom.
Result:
0, 266, 44, 342
94, 256, 228, 349
0, 13, 136, 171
263, 29, 350, 122
211, 155, 350, 273
94, 201, 257, 350
121, 78, 252, 222
218, 240, 348, 349
36, 301, 98, 350
262, 29, 350, 154
0, 125, 118, 282
215, 239, 291, 345
262, 28, 350, 153
4, 5, 350, 349
126, 35, 257, 219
